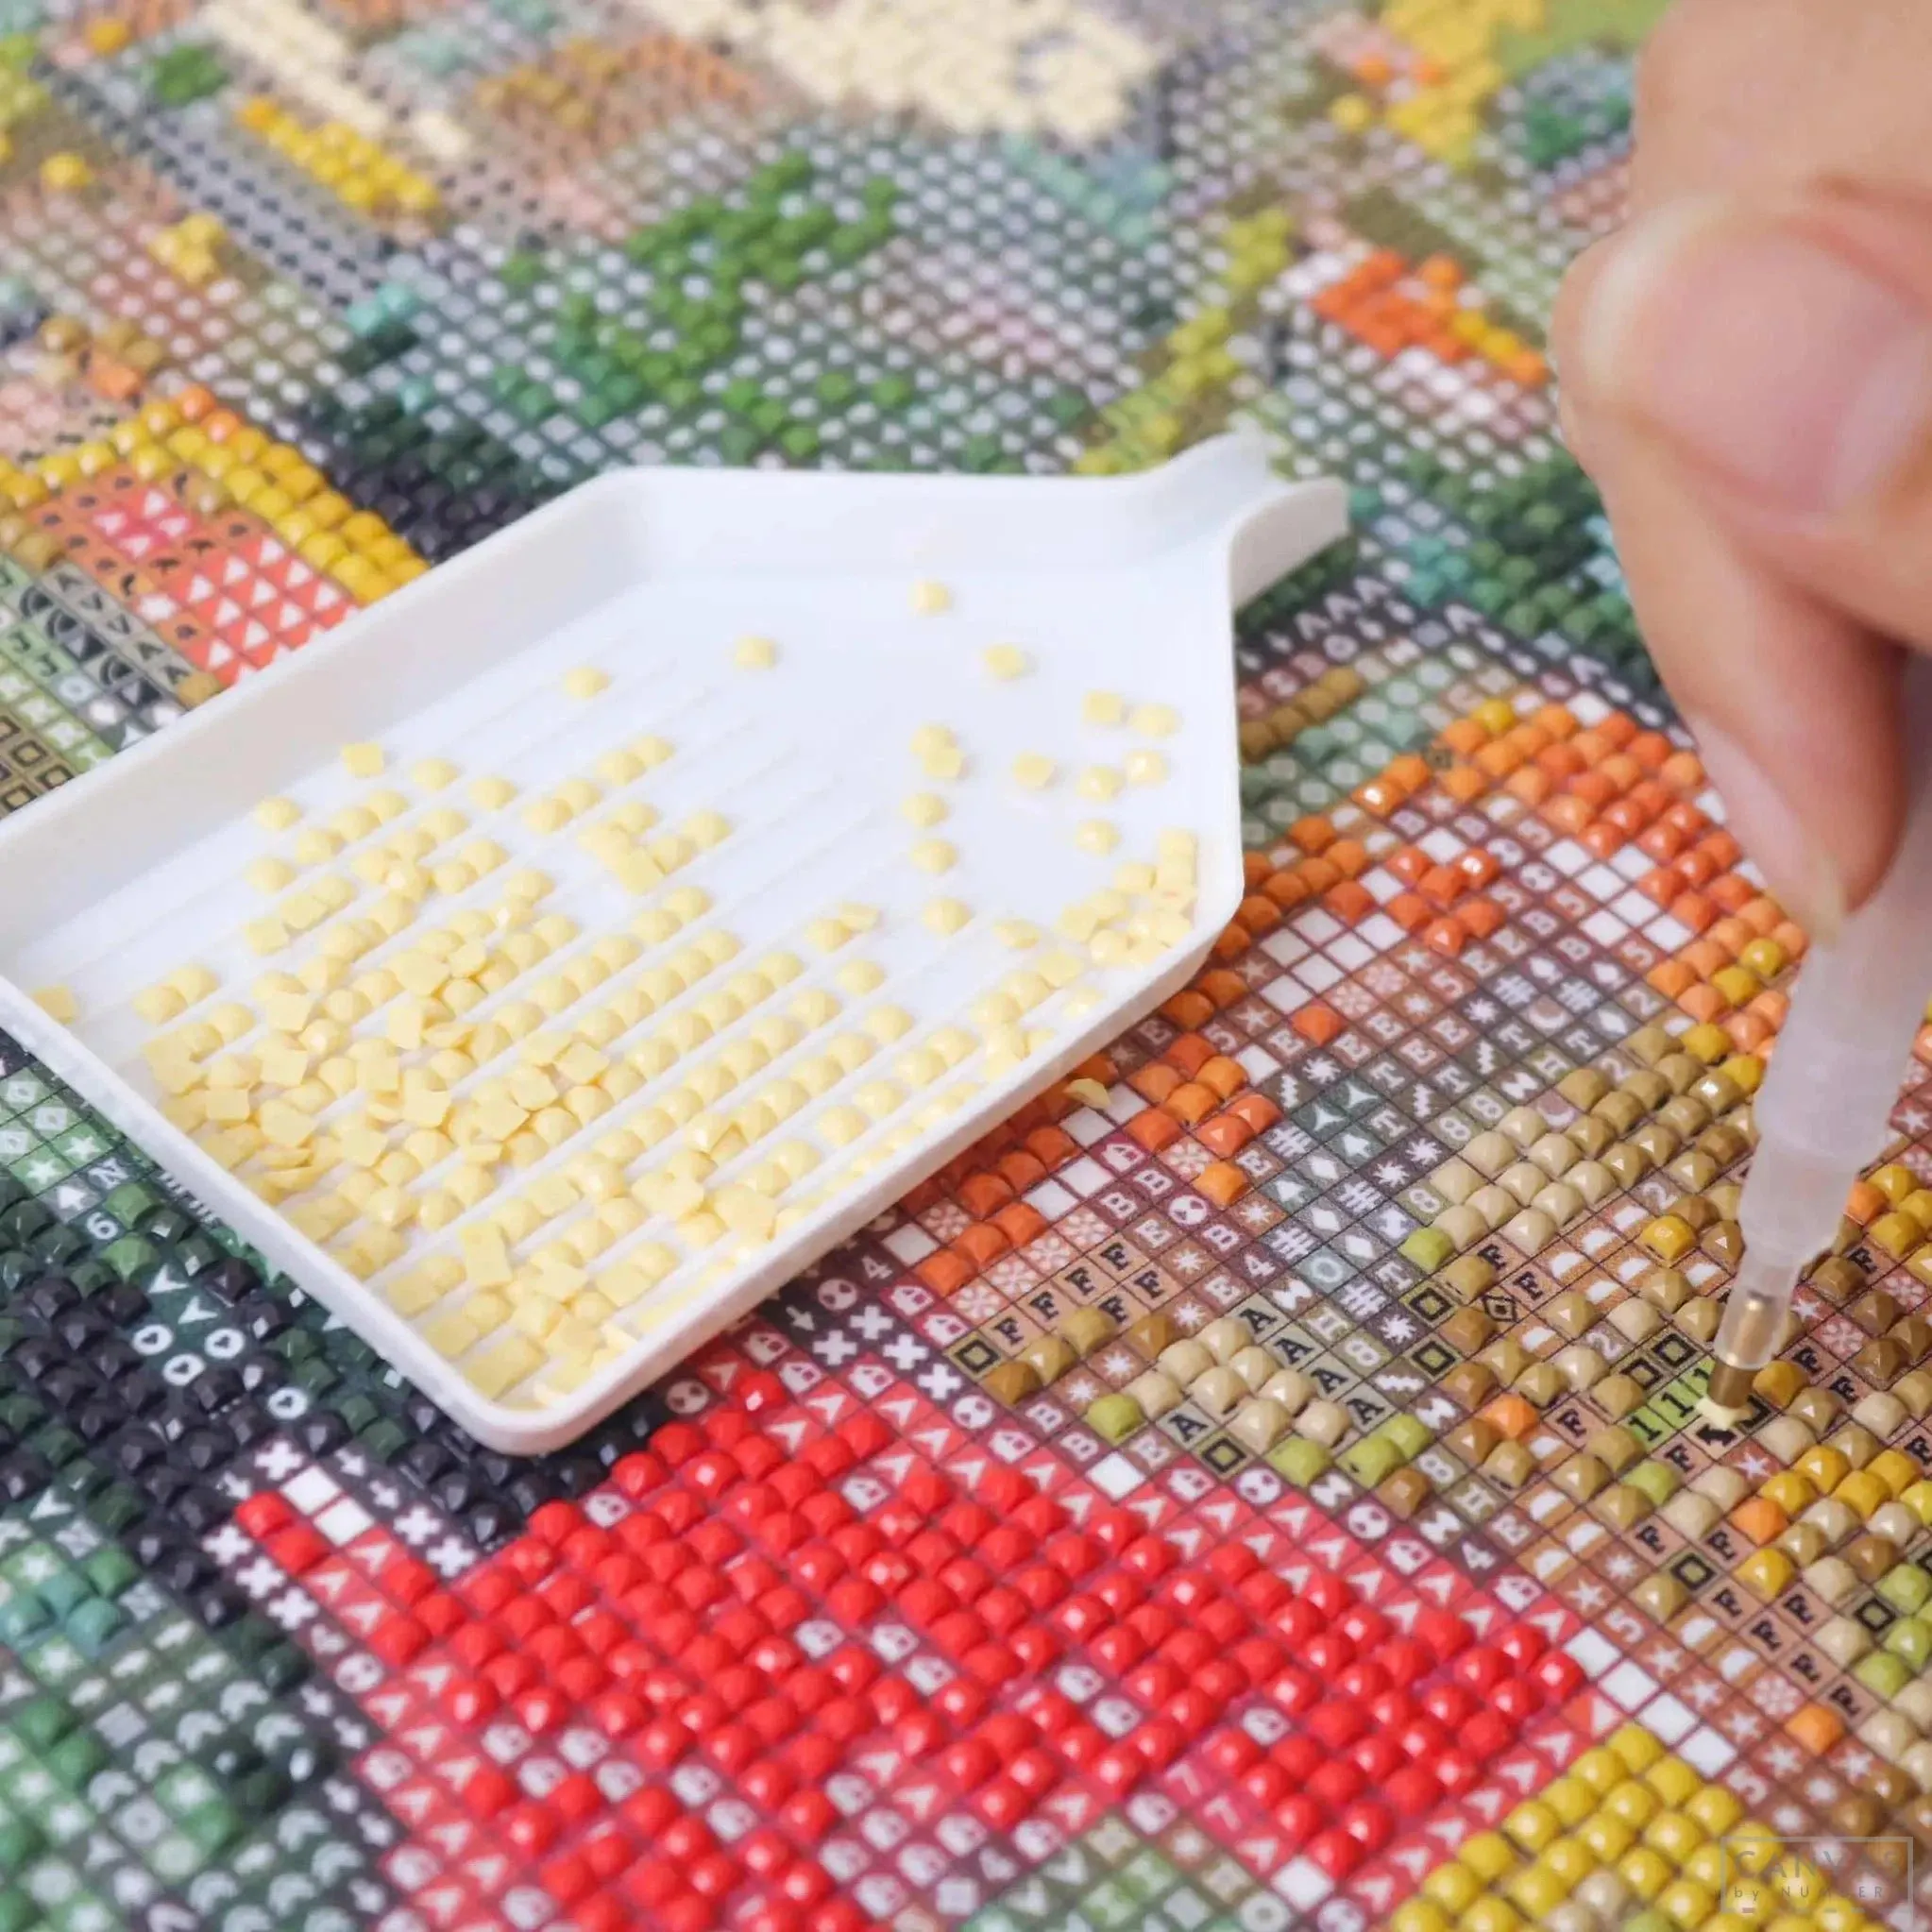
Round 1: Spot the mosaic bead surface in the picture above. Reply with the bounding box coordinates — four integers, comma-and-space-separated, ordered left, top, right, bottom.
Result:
1, 1, 1926, 1928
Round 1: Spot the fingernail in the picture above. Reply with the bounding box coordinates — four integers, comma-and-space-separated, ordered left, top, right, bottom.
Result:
1691, 716, 1845, 944
1579, 198, 1932, 512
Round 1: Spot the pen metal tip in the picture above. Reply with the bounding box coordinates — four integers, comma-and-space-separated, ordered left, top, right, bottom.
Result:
1704, 1359, 1756, 1411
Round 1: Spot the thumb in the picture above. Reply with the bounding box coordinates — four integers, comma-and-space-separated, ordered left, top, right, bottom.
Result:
1562, 185, 1932, 656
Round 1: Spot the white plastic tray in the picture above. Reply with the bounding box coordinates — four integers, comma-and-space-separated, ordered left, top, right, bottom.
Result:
0, 434, 1345, 1451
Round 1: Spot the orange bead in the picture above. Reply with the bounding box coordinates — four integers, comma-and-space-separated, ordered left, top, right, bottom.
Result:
993, 1203, 1048, 1248
1472, 738, 1525, 779
1440, 765, 1488, 803
1130, 1063, 1183, 1103
1785, 1704, 1845, 1754
1161, 991, 1215, 1029
1289, 816, 1335, 855
1845, 1180, 1887, 1225
958, 1173, 1013, 1218
1566, 770, 1618, 812
1679, 983, 1728, 1023
1166, 1034, 1214, 1076
1195, 1161, 1249, 1208
1293, 1004, 1345, 1045
1196, 1115, 1252, 1159
1196, 1056, 1246, 1101
1323, 880, 1376, 924
1542, 793, 1593, 835
1237, 893, 1282, 935
1127, 1108, 1183, 1153
1706, 884, 1757, 927
1481, 1394, 1538, 1439
1262, 870, 1312, 910
1439, 718, 1490, 757
1705, 917, 1754, 958
1196, 971, 1246, 1008
1727, 1496, 1788, 1546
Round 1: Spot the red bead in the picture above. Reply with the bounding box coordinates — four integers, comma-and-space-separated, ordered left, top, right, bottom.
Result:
1274, 1795, 1322, 1844
1306, 1760, 1364, 1809
1464, 1709, 1514, 1758
1415, 1608, 1471, 1660
622, 1788, 679, 1837
974, 1777, 1031, 1829
501, 1804, 557, 1857
1491, 1678, 1541, 1724
661, 1894, 720, 1932
687, 1854, 738, 1900
1342, 1801, 1391, 1852
780, 1857, 833, 1905
624, 1860, 682, 1907
1303, 1631, 1355, 1674
1307, 1830, 1362, 1878
1307, 1700, 1366, 1750
1535, 1651, 1585, 1699
1498, 1623, 1547, 1668
781, 1790, 839, 1840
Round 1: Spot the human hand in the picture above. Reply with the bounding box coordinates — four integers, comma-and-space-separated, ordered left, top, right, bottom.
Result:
1551, 0, 1932, 944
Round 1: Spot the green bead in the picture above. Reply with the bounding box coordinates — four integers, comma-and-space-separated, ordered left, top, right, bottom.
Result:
1400, 1227, 1454, 1273
46, 1726, 109, 1790
1085, 1394, 1144, 1444
1879, 1563, 1932, 1614
64, 1599, 123, 1656
1884, 1615, 1932, 1669
1853, 1650, 1912, 1700
178, 1801, 242, 1856
1383, 1414, 1433, 1460
1268, 1438, 1330, 1486
1340, 1434, 1401, 1486
12, 1695, 71, 1750
1622, 1461, 1680, 1507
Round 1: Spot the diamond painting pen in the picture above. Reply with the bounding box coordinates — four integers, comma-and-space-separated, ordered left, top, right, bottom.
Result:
1706, 660, 1932, 1418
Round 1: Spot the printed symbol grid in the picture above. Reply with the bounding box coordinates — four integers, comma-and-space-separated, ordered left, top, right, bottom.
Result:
3, 2, 1929, 1930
